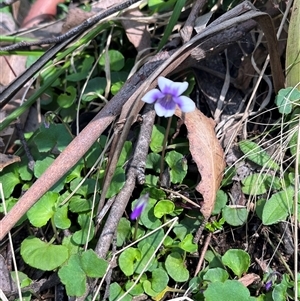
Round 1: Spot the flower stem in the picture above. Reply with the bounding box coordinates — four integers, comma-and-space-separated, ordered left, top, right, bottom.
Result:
133, 217, 140, 241
159, 117, 172, 183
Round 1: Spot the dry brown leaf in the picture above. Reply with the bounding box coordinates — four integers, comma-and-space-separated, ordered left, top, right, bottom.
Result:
0, 55, 27, 86
175, 108, 225, 219
62, 7, 94, 34
0, 153, 20, 171
121, 9, 151, 53
21, 0, 65, 28
238, 273, 260, 287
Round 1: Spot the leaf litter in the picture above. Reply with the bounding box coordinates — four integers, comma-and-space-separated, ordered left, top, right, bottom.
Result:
0, 0, 298, 300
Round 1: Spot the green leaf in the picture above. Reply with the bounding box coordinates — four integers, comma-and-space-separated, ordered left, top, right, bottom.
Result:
145, 174, 159, 186
11, 271, 32, 288
212, 190, 228, 215
82, 77, 106, 102
0, 164, 20, 198
99, 50, 125, 72
66, 56, 95, 81
178, 233, 198, 253
147, 187, 166, 200
275, 87, 300, 114
143, 280, 158, 297
27, 192, 58, 227
135, 243, 157, 274
70, 177, 97, 197
105, 167, 125, 198
151, 268, 169, 292
165, 252, 189, 282
54, 203, 71, 229
80, 249, 108, 277
203, 267, 229, 283
148, 0, 176, 12
58, 254, 86, 297
21, 237, 68, 271
117, 141, 132, 167
222, 249, 250, 278
239, 140, 279, 170
34, 124, 73, 153
146, 153, 161, 173
72, 213, 95, 244
119, 247, 141, 276
222, 206, 248, 226
150, 125, 165, 153
117, 218, 131, 247
139, 198, 162, 230
69, 196, 93, 213
173, 213, 202, 241
154, 200, 175, 218
125, 281, 144, 296
18, 161, 33, 181
165, 151, 188, 184
34, 157, 55, 177
272, 284, 287, 301
262, 187, 294, 225
109, 282, 132, 301
204, 280, 251, 301
157, 0, 186, 50
138, 228, 164, 250
205, 250, 223, 269
242, 173, 268, 195
57, 86, 76, 108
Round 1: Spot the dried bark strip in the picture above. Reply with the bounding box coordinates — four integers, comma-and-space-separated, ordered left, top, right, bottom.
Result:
0, 53, 170, 240
95, 106, 156, 258
0, 1, 285, 240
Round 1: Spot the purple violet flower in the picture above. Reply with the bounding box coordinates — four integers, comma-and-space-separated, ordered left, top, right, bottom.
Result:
265, 280, 272, 291
141, 77, 195, 117
130, 193, 149, 220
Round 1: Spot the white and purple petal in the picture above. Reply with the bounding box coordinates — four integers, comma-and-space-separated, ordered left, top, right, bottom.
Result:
130, 204, 145, 220
155, 96, 176, 117
141, 89, 164, 104
158, 77, 188, 97
130, 193, 149, 220
173, 95, 195, 113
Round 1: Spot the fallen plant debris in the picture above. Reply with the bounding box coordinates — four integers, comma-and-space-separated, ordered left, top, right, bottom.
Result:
0, 0, 299, 300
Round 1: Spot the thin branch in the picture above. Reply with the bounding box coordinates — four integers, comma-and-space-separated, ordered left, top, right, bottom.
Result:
95, 105, 156, 258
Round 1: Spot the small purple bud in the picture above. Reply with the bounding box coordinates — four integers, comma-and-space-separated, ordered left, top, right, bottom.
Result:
265, 280, 272, 291
43, 120, 50, 129
130, 193, 149, 220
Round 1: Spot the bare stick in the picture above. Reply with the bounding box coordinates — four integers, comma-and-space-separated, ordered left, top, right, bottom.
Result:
95, 106, 156, 258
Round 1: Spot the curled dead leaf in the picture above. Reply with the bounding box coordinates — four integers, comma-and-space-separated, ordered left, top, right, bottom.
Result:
121, 9, 151, 53
238, 273, 260, 287
175, 108, 226, 219
0, 153, 20, 171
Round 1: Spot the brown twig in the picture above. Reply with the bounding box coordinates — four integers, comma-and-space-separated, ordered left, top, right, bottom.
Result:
95, 105, 156, 258
0, 1, 285, 240
180, 0, 207, 43
0, 54, 169, 241
194, 232, 212, 276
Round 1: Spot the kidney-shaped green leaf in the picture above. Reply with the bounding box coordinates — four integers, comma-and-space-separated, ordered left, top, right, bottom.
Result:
165, 252, 189, 282
222, 249, 250, 278
58, 254, 86, 297
27, 191, 58, 227
204, 280, 251, 301
118, 247, 141, 276
21, 237, 68, 271
80, 249, 108, 278
154, 200, 175, 218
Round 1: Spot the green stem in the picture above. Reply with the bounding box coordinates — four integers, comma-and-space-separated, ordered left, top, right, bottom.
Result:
133, 217, 140, 241
159, 117, 172, 183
